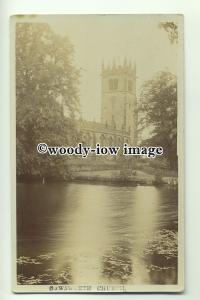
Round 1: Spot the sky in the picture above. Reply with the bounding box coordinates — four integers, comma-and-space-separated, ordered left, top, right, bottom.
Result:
29, 15, 180, 121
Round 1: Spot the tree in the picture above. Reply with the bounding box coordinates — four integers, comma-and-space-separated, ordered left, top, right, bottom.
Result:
138, 71, 177, 169
16, 23, 80, 180
159, 22, 178, 44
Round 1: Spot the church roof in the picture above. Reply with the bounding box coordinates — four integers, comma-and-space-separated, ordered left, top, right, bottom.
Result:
76, 119, 130, 137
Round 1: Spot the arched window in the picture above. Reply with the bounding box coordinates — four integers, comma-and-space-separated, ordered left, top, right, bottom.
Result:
128, 80, 132, 91
109, 78, 118, 90
113, 78, 118, 90
109, 79, 113, 90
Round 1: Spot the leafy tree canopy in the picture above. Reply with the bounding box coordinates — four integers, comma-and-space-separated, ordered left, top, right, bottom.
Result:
16, 23, 80, 180
138, 71, 177, 169
159, 22, 178, 44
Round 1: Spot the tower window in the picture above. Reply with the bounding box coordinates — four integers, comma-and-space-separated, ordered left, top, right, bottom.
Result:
109, 79, 113, 90
128, 80, 133, 92
109, 78, 118, 90
113, 79, 118, 90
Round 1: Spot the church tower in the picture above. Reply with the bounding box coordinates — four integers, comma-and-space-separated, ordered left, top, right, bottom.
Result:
101, 59, 137, 143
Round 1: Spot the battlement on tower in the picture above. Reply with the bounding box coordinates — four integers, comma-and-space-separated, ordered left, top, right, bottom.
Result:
101, 59, 136, 76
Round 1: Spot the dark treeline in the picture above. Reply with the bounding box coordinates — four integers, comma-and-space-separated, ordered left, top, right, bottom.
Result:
137, 71, 178, 170
16, 23, 80, 181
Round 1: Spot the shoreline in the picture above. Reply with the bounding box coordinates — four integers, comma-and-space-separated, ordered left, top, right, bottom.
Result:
17, 175, 178, 187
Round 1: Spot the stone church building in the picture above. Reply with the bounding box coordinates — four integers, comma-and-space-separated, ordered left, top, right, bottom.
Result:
78, 60, 137, 147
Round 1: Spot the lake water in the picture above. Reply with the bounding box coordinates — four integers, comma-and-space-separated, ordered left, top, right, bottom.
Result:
17, 182, 178, 286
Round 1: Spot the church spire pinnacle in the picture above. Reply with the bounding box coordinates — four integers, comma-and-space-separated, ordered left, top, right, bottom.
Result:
102, 60, 105, 71
123, 57, 127, 67
112, 58, 116, 70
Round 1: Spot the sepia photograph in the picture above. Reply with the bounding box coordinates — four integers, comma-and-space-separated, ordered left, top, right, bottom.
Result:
11, 14, 184, 293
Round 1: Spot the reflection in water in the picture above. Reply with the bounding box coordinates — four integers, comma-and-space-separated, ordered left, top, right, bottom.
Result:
102, 242, 133, 283
129, 186, 160, 284
17, 183, 178, 285
52, 184, 110, 284
101, 186, 160, 284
